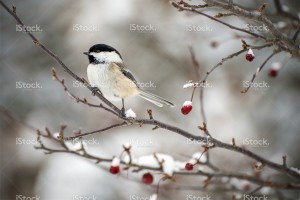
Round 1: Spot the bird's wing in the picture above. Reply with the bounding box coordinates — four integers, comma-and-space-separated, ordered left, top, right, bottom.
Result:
113, 62, 139, 87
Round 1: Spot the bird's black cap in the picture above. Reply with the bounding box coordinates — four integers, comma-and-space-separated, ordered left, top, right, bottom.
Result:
87, 44, 122, 57
84, 44, 122, 64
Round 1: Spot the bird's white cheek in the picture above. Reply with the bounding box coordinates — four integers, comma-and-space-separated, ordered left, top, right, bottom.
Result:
90, 52, 122, 63
89, 52, 105, 63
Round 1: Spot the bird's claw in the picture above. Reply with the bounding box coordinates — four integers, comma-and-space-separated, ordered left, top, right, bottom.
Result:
120, 107, 126, 117
91, 87, 101, 96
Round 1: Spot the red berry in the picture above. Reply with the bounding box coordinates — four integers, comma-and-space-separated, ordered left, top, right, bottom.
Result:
245, 54, 254, 62
268, 62, 281, 77
181, 101, 192, 115
185, 163, 194, 171
142, 173, 153, 184
269, 68, 278, 77
245, 49, 255, 62
109, 166, 120, 174
243, 183, 251, 190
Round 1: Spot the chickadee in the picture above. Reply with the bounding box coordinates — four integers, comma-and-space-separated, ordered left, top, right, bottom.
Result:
83, 44, 174, 115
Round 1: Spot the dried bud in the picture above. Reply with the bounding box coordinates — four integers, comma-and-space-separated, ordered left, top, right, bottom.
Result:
259, 3, 267, 14
241, 40, 248, 50
51, 68, 57, 80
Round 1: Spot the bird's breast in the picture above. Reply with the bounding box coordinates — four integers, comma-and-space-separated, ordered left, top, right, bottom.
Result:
87, 63, 138, 100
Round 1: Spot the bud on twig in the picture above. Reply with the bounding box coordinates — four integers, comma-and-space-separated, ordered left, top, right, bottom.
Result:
51, 67, 57, 80
258, 3, 267, 15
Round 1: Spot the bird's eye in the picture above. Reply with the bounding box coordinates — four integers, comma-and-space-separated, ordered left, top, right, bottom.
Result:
96, 50, 100, 53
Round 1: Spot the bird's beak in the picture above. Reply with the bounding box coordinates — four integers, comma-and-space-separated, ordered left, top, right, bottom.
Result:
83, 52, 89, 56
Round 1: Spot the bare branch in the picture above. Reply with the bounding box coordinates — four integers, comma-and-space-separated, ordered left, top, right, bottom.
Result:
292, 26, 300, 42
188, 46, 207, 124
66, 122, 128, 139
51, 67, 118, 116
172, 0, 299, 57
0, 105, 36, 131
172, 1, 267, 40
34, 136, 300, 190
273, 0, 300, 21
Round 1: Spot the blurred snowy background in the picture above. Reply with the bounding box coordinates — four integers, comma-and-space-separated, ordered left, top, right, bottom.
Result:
0, 0, 299, 199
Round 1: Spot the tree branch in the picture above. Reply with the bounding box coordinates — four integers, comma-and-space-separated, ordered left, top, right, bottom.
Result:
172, 0, 299, 57
1, 1, 300, 192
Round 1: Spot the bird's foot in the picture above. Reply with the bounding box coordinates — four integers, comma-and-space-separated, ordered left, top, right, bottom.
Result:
120, 107, 126, 117
91, 87, 102, 96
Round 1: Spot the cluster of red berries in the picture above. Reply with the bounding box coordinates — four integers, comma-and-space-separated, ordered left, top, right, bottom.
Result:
180, 49, 255, 115
245, 49, 282, 77
109, 158, 154, 184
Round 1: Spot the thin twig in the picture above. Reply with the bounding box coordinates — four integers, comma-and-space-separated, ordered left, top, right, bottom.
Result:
0, 105, 36, 131
52, 68, 118, 116
292, 26, 300, 42
66, 122, 128, 139
172, 1, 267, 39
188, 46, 207, 124
273, 0, 300, 21
241, 51, 279, 93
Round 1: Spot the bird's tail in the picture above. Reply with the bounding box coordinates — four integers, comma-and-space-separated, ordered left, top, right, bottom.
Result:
138, 90, 174, 107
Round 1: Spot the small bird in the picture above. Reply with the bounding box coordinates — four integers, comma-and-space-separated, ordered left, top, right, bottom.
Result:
84, 44, 174, 115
